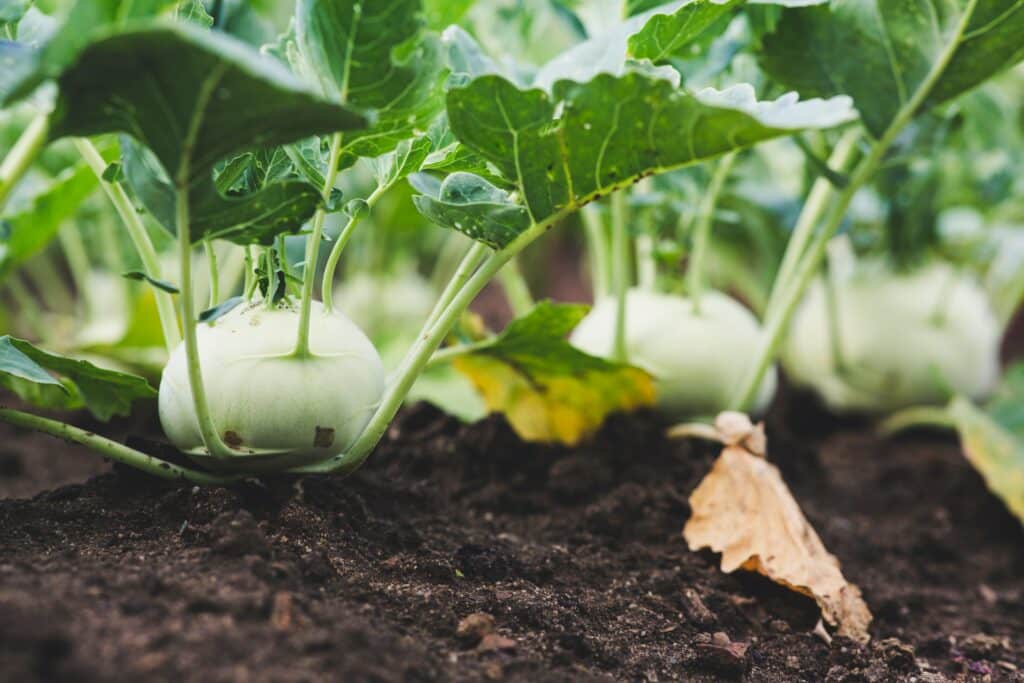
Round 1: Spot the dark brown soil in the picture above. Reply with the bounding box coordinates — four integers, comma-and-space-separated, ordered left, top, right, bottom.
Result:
1, 391, 1023, 683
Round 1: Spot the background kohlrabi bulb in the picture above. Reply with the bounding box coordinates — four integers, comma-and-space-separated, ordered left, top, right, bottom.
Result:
783, 259, 1000, 413
159, 300, 385, 470
570, 289, 777, 419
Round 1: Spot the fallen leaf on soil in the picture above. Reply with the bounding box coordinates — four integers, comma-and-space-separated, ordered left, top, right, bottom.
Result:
454, 302, 654, 446
682, 413, 873, 643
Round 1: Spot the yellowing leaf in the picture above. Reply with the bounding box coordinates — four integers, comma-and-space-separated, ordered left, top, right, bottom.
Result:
683, 413, 872, 643
452, 301, 655, 445
948, 391, 1024, 525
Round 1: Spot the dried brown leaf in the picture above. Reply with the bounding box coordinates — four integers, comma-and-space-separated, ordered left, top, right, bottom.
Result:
683, 427, 872, 643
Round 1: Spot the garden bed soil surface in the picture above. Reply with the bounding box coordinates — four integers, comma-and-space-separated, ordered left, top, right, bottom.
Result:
1, 390, 1023, 683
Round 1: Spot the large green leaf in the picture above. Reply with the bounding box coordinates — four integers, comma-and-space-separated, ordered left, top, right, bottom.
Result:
0, 335, 156, 420
295, 0, 447, 165
445, 72, 855, 232
451, 301, 656, 445
2, 0, 201, 104
47, 25, 364, 181
759, 0, 1024, 138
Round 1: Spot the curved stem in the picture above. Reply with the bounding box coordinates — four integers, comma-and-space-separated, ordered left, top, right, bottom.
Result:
0, 113, 49, 211
610, 191, 630, 363
730, 0, 979, 412
426, 338, 492, 367
320, 183, 388, 313
765, 128, 861, 323
204, 240, 219, 308
877, 405, 956, 436
74, 138, 181, 351
176, 180, 237, 459
294, 132, 344, 357
687, 151, 735, 315
0, 407, 238, 484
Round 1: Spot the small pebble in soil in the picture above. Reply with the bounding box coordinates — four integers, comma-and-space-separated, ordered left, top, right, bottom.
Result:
208, 510, 271, 557
477, 633, 516, 653
690, 631, 749, 677
960, 632, 1009, 660
681, 587, 716, 628
874, 637, 917, 673
456, 612, 495, 645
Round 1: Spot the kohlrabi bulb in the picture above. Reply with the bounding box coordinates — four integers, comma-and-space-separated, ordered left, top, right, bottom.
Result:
159, 300, 385, 470
783, 260, 1000, 413
570, 289, 777, 418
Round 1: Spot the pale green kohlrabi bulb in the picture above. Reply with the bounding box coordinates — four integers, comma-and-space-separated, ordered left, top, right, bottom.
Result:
570, 289, 777, 419
783, 260, 1000, 413
159, 300, 385, 470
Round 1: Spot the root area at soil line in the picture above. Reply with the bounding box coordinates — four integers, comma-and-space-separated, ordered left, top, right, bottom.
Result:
1, 399, 1023, 682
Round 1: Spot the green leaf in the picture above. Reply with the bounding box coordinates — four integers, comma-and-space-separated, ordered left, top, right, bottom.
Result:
122, 270, 179, 294
946, 368, 1024, 525
758, 0, 1024, 138
0, 335, 156, 420
451, 301, 656, 445
0, 155, 105, 279
198, 295, 244, 323
47, 25, 364, 180
627, 0, 742, 64
372, 135, 434, 188
120, 136, 327, 245
446, 73, 855, 229
423, 0, 474, 28
412, 171, 531, 248
295, 0, 447, 165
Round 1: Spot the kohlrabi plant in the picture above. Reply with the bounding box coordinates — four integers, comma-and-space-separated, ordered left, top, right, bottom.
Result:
0, 0, 1021, 485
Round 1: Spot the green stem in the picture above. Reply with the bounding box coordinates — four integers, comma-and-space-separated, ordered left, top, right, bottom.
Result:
0, 407, 239, 485
204, 240, 219, 308
175, 178, 237, 460
243, 246, 256, 300
823, 253, 847, 375
426, 339, 492, 367
581, 206, 611, 299
321, 183, 388, 313
217, 245, 247, 300
610, 191, 630, 363
730, 0, 978, 412
421, 241, 489, 333
294, 132, 344, 357
877, 405, 957, 436
635, 233, 656, 291
497, 257, 533, 317
687, 151, 735, 314
74, 138, 181, 351
766, 129, 861, 323
6, 274, 46, 339
929, 267, 960, 326
57, 225, 92, 300
24, 255, 74, 314
0, 113, 49, 211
